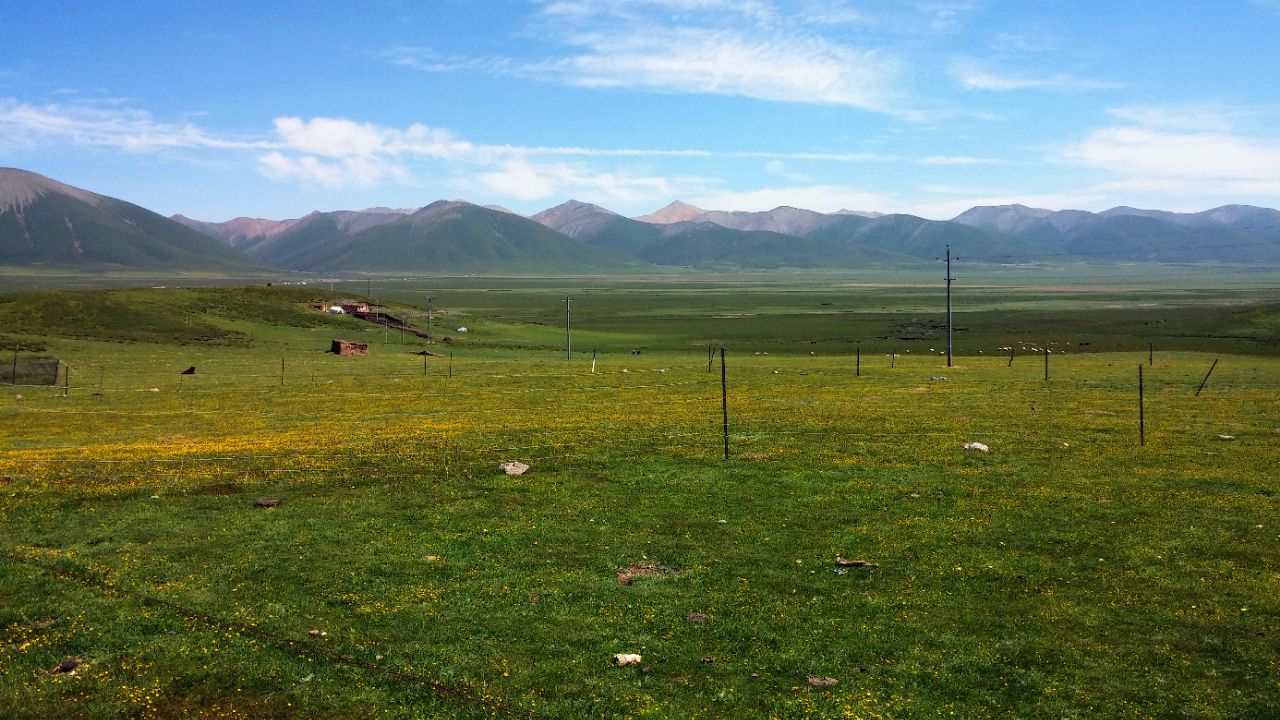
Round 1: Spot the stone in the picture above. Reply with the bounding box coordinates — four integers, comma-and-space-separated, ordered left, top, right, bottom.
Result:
807, 676, 838, 688
613, 653, 643, 667
499, 461, 530, 476
963, 442, 990, 452
254, 497, 281, 508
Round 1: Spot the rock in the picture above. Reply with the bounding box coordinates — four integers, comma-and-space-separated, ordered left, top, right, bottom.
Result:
835, 556, 879, 568
499, 461, 530, 476
931, 376, 948, 381
55, 659, 81, 673
702, 656, 715, 664
685, 612, 708, 623
807, 676, 838, 688
13, 394, 23, 401
331, 339, 368, 356
963, 442, 990, 452
613, 653, 643, 667
254, 497, 281, 508
1217, 434, 1235, 440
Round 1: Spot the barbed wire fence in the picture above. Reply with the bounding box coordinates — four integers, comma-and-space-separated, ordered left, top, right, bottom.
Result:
2, 343, 1277, 718
4, 346, 1276, 493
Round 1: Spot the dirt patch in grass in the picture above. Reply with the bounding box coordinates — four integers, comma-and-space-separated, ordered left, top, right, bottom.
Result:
618, 561, 670, 586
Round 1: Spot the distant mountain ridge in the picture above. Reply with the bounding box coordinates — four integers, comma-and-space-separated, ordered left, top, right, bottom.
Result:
950, 203, 1280, 262
5, 167, 1279, 272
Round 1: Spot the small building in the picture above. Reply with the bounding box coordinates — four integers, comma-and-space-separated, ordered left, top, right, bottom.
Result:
331, 339, 369, 356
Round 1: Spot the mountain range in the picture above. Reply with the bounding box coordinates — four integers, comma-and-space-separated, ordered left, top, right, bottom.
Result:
3, 167, 1279, 273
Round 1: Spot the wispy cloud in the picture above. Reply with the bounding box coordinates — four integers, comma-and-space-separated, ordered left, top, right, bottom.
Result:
989, 30, 1056, 54
474, 157, 684, 205
1058, 126, 1280, 186
385, 2, 919, 116
380, 46, 513, 75
1050, 104, 1280, 205
0, 98, 266, 153
688, 184, 897, 213
527, 27, 901, 112
917, 154, 1007, 165
949, 58, 1118, 92
258, 152, 406, 190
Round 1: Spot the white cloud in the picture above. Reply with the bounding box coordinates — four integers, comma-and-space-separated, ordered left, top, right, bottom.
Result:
0, 98, 265, 153
1103, 103, 1260, 133
1058, 125, 1280, 183
688, 184, 897, 213
258, 151, 405, 190
476, 158, 682, 206
527, 27, 901, 112
387, 2, 913, 115
918, 155, 1007, 165
989, 31, 1055, 54
949, 58, 1117, 92
271, 116, 474, 160
256, 117, 479, 190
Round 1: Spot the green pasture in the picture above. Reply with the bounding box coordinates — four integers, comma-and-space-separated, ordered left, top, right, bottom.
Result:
0, 280, 1277, 718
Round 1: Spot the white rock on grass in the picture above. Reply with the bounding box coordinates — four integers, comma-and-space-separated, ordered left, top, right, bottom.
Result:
963, 442, 990, 453
613, 653, 642, 667
499, 461, 530, 476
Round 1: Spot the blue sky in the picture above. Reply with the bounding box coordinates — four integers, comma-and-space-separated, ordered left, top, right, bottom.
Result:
2, 0, 1278, 220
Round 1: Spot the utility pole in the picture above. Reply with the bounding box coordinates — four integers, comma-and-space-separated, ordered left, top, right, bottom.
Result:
427, 296, 434, 339
564, 295, 573, 360
945, 244, 955, 368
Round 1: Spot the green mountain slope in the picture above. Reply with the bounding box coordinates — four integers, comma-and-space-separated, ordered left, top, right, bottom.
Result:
636, 221, 910, 268
806, 214, 1027, 260
0, 168, 262, 271
279, 201, 639, 273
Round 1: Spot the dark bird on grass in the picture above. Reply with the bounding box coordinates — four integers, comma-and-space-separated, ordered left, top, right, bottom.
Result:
180, 366, 196, 375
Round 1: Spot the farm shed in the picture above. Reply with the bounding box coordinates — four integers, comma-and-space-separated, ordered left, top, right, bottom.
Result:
330, 339, 369, 356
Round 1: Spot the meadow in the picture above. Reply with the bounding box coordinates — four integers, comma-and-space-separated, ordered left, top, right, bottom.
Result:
1, 273, 1277, 719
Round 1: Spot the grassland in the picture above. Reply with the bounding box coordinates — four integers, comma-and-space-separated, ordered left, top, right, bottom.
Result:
1, 276, 1277, 719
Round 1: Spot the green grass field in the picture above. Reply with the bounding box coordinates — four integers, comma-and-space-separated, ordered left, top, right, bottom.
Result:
1, 276, 1277, 718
